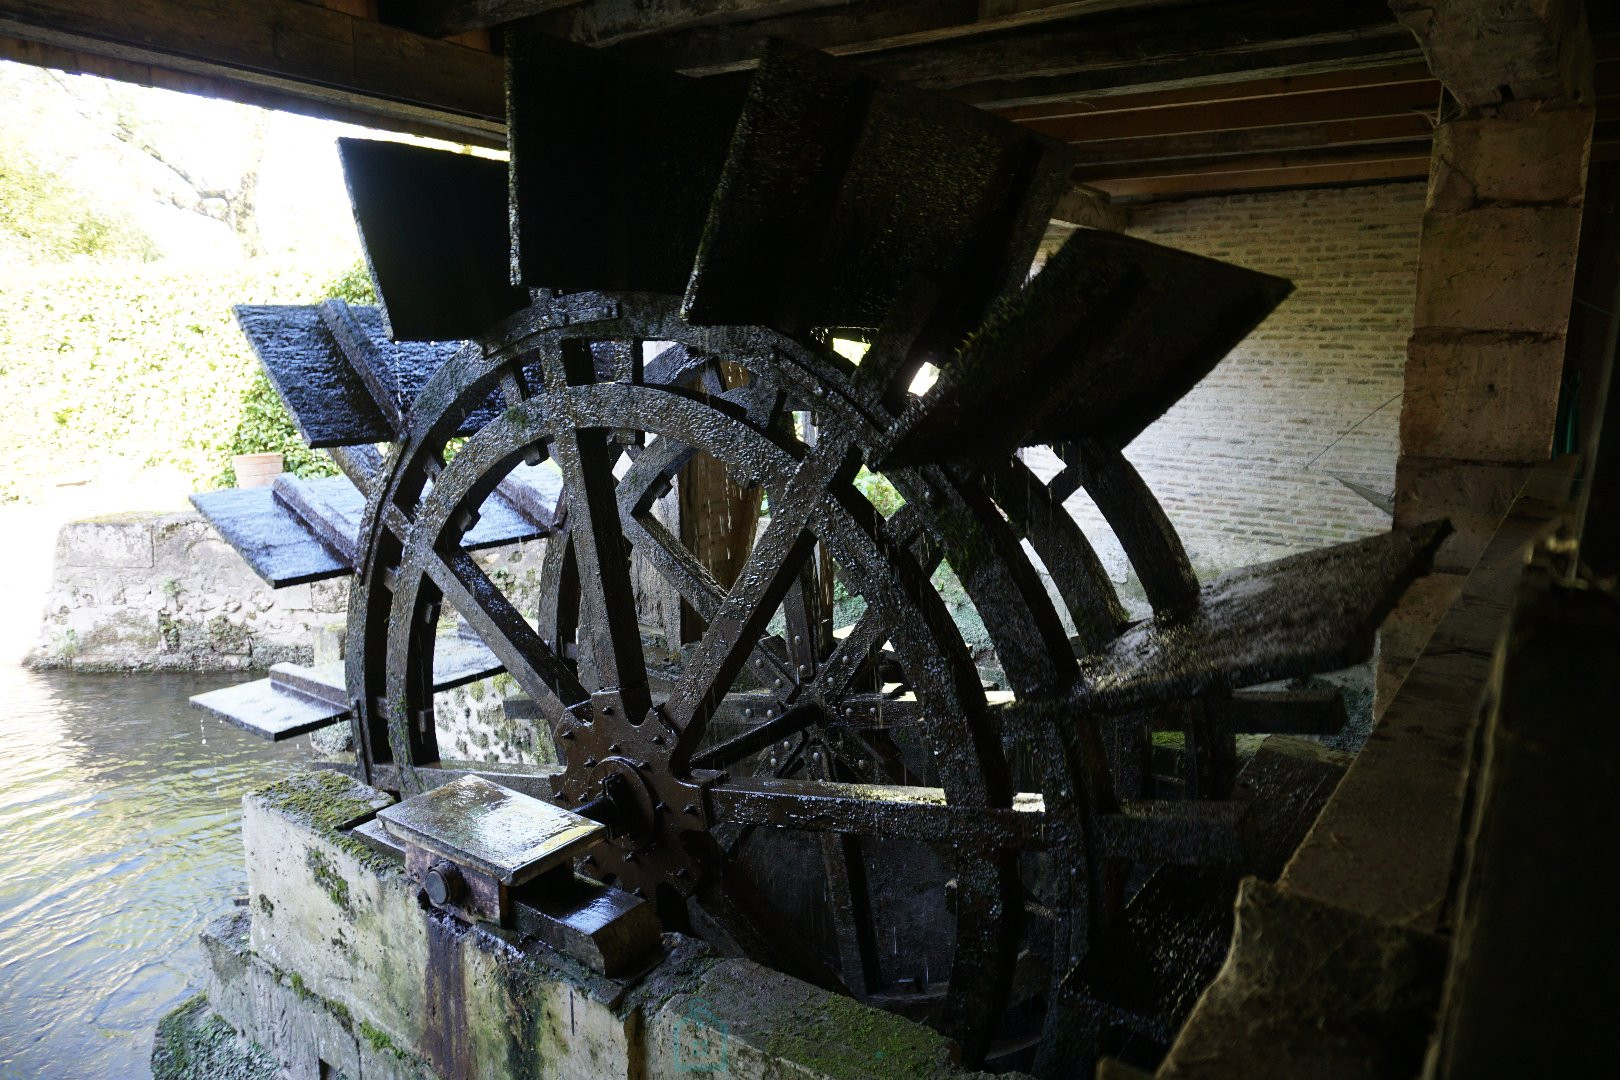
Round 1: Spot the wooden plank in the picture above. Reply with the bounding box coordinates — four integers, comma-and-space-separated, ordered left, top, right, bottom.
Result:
609, 0, 1184, 68
384, 0, 580, 39
945, 34, 1421, 109
1079, 140, 1434, 187
849, 1, 1400, 90
0, 0, 504, 144
1069, 114, 1433, 166
1026, 79, 1441, 144
1091, 153, 1432, 199
994, 60, 1438, 122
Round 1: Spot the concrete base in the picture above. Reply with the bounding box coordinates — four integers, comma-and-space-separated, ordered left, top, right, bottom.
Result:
155, 770, 1007, 1080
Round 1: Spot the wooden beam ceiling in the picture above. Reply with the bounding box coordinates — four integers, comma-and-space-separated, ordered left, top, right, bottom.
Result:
0, 0, 1616, 202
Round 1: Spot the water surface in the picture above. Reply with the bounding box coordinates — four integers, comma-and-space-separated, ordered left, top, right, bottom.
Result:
0, 664, 311, 1079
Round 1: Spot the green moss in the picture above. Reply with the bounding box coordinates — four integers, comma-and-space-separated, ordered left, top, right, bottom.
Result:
756, 993, 951, 1079
254, 772, 396, 873
256, 893, 274, 918
359, 1019, 411, 1062
305, 847, 351, 912
284, 970, 355, 1033
150, 994, 279, 1080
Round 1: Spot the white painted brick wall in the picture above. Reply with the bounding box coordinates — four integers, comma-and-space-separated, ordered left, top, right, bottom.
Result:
1030, 183, 1425, 586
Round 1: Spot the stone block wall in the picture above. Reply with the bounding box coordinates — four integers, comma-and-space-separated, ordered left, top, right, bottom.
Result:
28, 511, 547, 673
1030, 182, 1426, 584
29, 512, 346, 672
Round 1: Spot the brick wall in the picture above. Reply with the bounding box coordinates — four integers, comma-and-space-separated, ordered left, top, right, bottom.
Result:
1029, 183, 1427, 593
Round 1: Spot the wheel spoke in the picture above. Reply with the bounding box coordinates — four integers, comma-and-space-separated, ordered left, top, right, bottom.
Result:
426, 549, 588, 717
664, 439, 860, 759
551, 374, 653, 717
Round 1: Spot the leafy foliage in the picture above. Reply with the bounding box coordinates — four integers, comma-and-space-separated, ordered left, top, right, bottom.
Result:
0, 259, 372, 502
0, 149, 157, 264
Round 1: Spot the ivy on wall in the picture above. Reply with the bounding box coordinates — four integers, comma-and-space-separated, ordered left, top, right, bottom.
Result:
0, 259, 374, 502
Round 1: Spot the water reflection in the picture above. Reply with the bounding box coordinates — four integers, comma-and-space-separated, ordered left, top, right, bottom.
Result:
0, 664, 311, 1079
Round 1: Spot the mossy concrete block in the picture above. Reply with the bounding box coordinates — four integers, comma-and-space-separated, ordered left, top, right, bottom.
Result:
226, 769, 1017, 1079
648, 959, 972, 1079
151, 993, 281, 1080
244, 771, 428, 1047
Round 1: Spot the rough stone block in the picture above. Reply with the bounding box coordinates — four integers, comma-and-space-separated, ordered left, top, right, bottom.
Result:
1374, 570, 1466, 719
1428, 106, 1594, 210
1394, 455, 1531, 574
1411, 206, 1582, 334
58, 517, 154, 569
647, 959, 966, 1079
1399, 332, 1564, 461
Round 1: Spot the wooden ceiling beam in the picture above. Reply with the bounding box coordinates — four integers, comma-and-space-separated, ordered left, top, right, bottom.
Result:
611, 0, 1420, 107
853, 0, 1401, 90
1069, 114, 1433, 166
1027, 79, 1441, 143
1078, 140, 1432, 186
1094, 154, 1431, 198
606, 0, 1190, 68
0, 0, 506, 142
944, 32, 1422, 109
993, 60, 1438, 121
380, 2, 577, 40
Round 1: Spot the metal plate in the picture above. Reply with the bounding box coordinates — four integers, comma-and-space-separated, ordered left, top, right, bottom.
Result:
377, 775, 605, 886
191, 676, 348, 741
685, 39, 1074, 332
190, 485, 348, 588
234, 305, 480, 447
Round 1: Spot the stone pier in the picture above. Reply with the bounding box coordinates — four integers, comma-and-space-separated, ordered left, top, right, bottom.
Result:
151, 771, 1010, 1080
1378, 0, 1597, 710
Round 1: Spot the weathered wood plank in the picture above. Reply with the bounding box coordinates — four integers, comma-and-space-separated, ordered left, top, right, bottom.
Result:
0, 0, 504, 143
1068, 114, 1433, 166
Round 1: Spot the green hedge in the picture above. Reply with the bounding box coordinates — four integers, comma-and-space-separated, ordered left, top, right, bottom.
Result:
0, 259, 372, 502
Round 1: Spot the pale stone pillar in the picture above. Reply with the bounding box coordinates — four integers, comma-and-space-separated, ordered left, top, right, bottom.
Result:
1378, 0, 1596, 712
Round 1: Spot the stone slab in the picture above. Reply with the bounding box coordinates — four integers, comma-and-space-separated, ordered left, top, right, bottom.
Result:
1281, 463, 1570, 931
1428, 106, 1595, 209
1411, 205, 1582, 335
1393, 455, 1533, 573
1399, 332, 1565, 462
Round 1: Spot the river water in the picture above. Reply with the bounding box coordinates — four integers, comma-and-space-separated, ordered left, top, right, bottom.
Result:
0, 662, 313, 1079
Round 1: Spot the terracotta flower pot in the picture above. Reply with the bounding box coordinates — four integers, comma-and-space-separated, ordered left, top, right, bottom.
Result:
233, 452, 285, 488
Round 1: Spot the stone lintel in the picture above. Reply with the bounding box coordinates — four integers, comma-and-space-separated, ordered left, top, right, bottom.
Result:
1400, 330, 1567, 461
1391, 0, 1595, 109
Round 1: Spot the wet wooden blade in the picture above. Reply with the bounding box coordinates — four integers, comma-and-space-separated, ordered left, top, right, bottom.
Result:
882, 229, 1292, 466
338, 138, 526, 341
1075, 522, 1450, 714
